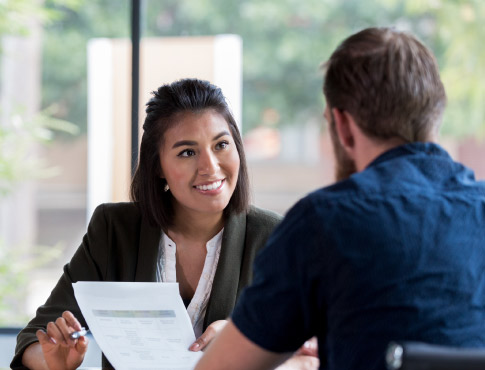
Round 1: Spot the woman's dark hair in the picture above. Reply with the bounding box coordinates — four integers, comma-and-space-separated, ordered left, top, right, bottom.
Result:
130, 78, 250, 229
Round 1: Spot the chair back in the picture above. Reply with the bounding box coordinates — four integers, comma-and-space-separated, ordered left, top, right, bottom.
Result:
386, 341, 485, 370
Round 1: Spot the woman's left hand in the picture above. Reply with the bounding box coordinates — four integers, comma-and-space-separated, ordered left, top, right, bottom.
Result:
295, 337, 318, 357
275, 337, 319, 370
275, 354, 319, 370
189, 320, 228, 352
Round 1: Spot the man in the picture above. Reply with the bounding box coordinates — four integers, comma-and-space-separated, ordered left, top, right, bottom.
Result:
195, 27, 485, 370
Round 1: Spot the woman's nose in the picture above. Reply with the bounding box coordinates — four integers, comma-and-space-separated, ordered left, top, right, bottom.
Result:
198, 150, 219, 175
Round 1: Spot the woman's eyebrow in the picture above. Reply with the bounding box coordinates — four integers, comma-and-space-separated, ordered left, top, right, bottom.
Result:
213, 130, 231, 140
171, 130, 230, 149
172, 140, 197, 149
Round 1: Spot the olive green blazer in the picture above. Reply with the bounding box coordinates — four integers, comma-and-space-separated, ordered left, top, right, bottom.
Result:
12, 202, 281, 369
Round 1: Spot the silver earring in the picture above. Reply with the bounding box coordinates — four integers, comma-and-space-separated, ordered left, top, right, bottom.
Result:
164, 183, 170, 192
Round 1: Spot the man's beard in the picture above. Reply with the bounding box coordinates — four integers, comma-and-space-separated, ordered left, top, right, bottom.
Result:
328, 114, 357, 182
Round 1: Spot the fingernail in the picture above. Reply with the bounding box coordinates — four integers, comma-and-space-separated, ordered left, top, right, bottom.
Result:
50, 337, 57, 344
190, 343, 200, 351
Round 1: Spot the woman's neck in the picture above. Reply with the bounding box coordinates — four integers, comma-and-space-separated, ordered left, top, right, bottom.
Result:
169, 206, 224, 244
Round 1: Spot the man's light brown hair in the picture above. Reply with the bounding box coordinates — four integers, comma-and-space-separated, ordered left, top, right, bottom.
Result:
323, 27, 447, 143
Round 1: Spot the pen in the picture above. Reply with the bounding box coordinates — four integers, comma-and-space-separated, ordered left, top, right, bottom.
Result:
69, 328, 89, 339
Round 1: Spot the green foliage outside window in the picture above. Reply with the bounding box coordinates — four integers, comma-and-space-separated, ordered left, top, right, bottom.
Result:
0, 109, 77, 325
0, 0, 79, 325
0, 108, 78, 325
0, 0, 483, 324
37, 0, 485, 137
0, 239, 63, 325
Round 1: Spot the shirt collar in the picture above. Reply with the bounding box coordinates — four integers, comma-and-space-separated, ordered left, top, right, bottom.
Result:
206, 228, 224, 252
163, 227, 224, 252
366, 142, 451, 169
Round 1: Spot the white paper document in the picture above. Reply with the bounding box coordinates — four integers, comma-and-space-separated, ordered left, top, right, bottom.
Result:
73, 282, 203, 370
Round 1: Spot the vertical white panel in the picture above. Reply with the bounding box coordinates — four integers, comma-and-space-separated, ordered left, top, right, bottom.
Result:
87, 39, 113, 221
213, 35, 243, 130
0, 33, 42, 249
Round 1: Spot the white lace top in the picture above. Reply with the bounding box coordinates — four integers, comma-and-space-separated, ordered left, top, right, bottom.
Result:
155, 229, 223, 338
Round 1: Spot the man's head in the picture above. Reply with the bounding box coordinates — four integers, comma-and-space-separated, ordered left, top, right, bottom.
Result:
323, 27, 447, 180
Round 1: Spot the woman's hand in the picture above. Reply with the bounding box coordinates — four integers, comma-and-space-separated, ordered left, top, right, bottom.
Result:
35, 311, 88, 370
275, 354, 319, 370
295, 336, 318, 357
189, 320, 228, 352
276, 337, 319, 370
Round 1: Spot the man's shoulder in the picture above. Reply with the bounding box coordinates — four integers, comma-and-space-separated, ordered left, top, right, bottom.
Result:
302, 179, 363, 206
292, 174, 397, 222
302, 148, 442, 206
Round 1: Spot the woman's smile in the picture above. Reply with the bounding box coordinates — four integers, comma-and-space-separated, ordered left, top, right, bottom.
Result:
194, 179, 225, 193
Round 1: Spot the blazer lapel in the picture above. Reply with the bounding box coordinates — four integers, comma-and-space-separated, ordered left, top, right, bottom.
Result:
135, 218, 161, 282
204, 211, 246, 327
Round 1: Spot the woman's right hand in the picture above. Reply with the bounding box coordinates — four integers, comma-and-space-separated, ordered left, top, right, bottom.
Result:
189, 320, 228, 352
35, 311, 88, 370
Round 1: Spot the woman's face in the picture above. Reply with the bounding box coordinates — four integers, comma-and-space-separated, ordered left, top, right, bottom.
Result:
159, 109, 240, 218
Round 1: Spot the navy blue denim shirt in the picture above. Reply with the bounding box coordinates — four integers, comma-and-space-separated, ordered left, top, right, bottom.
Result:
232, 142, 485, 370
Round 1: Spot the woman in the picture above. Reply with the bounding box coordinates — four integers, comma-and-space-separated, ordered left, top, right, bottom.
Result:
12, 79, 283, 369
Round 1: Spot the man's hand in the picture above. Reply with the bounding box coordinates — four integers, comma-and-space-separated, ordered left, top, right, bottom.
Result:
35, 311, 88, 370
189, 320, 228, 351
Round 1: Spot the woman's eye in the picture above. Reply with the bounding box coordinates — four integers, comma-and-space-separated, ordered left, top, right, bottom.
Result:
178, 149, 196, 157
216, 141, 229, 150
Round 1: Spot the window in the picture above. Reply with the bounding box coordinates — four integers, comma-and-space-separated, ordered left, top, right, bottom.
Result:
1, 0, 484, 329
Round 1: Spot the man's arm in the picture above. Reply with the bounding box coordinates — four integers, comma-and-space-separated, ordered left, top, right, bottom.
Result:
195, 320, 291, 370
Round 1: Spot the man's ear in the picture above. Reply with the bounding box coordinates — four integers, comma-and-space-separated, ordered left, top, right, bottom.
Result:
332, 108, 356, 156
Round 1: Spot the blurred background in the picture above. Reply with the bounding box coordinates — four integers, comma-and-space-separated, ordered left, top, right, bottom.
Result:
1, 0, 484, 332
